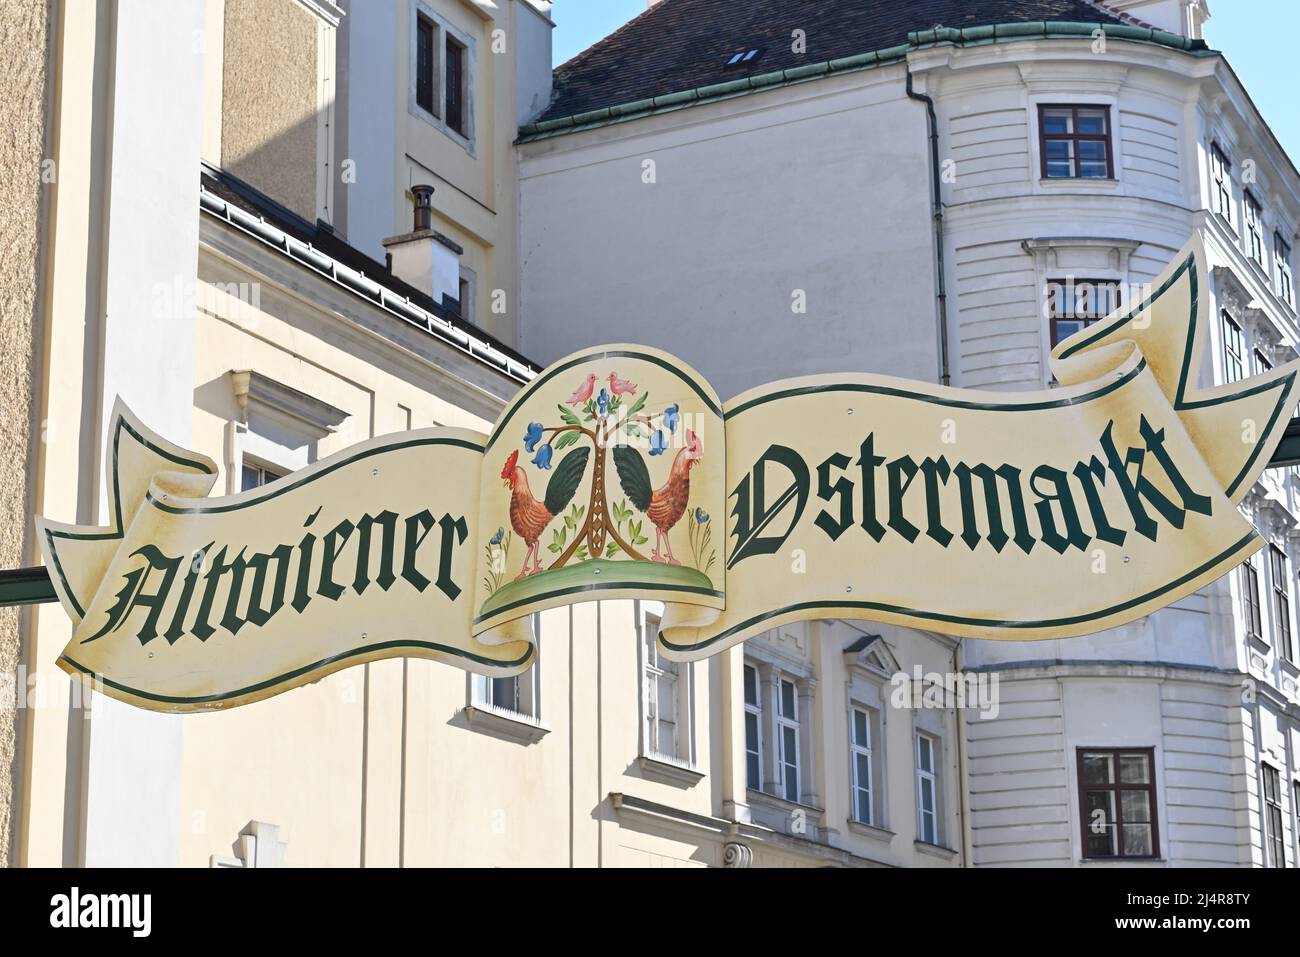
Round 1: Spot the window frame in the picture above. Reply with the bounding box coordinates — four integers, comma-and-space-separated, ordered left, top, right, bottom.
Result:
1245, 191, 1265, 267
472, 615, 541, 720
1276, 232, 1295, 308
408, 1, 475, 152
240, 458, 286, 492
915, 732, 940, 845
1221, 311, 1246, 383
850, 706, 876, 826
1242, 556, 1264, 643
444, 32, 467, 136
414, 13, 436, 115
1038, 104, 1114, 180
743, 663, 763, 791
1046, 276, 1123, 347
637, 602, 695, 766
1270, 544, 1294, 664
1211, 143, 1234, 226
1076, 747, 1160, 860
1263, 765, 1286, 868
776, 677, 801, 803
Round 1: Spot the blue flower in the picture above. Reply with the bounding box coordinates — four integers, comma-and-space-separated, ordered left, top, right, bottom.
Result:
649, 430, 668, 456
597, 388, 610, 416
532, 444, 554, 469
695, 508, 709, 525
489, 527, 504, 545
663, 403, 680, 433
523, 422, 544, 453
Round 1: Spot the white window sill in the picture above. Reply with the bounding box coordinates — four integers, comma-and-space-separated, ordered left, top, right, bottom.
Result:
1247, 633, 1271, 656
747, 787, 825, 817
462, 704, 549, 744
847, 820, 896, 846
914, 839, 959, 861
1279, 657, 1300, 680
636, 754, 704, 787
1038, 177, 1119, 189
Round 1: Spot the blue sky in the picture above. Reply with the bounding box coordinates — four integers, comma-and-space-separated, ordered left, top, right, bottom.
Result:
550, 0, 1298, 164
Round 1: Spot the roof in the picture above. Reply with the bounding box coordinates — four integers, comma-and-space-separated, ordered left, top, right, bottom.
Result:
198, 164, 538, 383
525, 0, 1206, 138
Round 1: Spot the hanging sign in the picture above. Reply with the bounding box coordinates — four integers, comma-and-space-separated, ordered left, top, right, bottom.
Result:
38, 234, 1299, 711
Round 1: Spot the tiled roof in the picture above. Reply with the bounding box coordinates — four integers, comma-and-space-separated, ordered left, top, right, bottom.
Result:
539, 0, 1141, 124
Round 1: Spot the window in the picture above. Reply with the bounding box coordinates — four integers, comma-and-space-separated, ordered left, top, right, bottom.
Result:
1039, 105, 1113, 179
1047, 277, 1122, 346
743, 664, 762, 790
1242, 556, 1263, 642
410, 5, 472, 146
241, 461, 285, 491
1271, 545, 1294, 663
1277, 232, 1295, 308
415, 15, 435, 114
1078, 748, 1158, 859
1255, 349, 1272, 375
445, 34, 466, 136
456, 276, 469, 318
1212, 144, 1233, 225
850, 708, 875, 825
473, 621, 540, 719
1263, 766, 1286, 867
1222, 311, 1245, 383
725, 48, 763, 68
915, 733, 939, 844
1245, 192, 1265, 266
640, 606, 694, 764
777, 678, 800, 802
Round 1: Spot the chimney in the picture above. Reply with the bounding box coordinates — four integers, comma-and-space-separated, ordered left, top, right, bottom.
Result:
382, 183, 464, 315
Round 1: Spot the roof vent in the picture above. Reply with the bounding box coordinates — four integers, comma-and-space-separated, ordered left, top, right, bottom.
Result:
725, 48, 763, 69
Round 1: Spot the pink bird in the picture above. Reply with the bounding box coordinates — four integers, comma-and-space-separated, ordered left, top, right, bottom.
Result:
608, 372, 638, 396
566, 373, 597, 406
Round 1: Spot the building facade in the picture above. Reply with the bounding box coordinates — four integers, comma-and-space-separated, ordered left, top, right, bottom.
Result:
516, 0, 1300, 867
5, 0, 1296, 869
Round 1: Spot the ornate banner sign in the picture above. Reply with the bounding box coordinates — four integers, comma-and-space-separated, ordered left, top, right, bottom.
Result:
38, 235, 1300, 712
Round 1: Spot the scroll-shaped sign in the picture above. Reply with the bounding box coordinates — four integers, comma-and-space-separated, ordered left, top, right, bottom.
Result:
38, 234, 1300, 711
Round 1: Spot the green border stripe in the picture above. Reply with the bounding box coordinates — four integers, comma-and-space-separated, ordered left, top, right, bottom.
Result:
474, 579, 723, 625
663, 531, 1258, 652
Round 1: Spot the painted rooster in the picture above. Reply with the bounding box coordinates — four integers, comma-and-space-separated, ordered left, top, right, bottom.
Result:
501, 447, 589, 578
612, 430, 703, 564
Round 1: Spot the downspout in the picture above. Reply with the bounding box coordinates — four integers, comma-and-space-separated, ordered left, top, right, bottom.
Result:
953, 641, 972, 867
906, 68, 951, 387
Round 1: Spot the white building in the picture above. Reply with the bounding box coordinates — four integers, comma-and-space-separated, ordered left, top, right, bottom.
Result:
517, 0, 1300, 866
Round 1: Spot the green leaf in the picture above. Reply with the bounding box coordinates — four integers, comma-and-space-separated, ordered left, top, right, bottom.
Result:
626, 391, 647, 417
606, 541, 619, 558
558, 404, 580, 426
576, 546, 589, 562
624, 424, 644, 439
564, 513, 575, 531
553, 430, 580, 451
548, 543, 561, 553
634, 535, 648, 546
629, 519, 641, 539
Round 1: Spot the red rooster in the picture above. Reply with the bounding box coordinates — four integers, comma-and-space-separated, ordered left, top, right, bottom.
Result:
501, 447, 589, 579
613, 430, 704, 564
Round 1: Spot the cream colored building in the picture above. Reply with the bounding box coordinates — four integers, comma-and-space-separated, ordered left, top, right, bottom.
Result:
2, 0, 965, 868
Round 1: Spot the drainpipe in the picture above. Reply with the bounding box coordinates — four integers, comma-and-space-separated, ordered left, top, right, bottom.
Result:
906, 69, 951, 387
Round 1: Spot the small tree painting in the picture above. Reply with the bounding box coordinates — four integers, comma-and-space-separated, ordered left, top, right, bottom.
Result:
493, 372, 713, 595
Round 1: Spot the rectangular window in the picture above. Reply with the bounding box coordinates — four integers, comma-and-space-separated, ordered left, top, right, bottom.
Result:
1078, 748, 1158, 859
1245, 192, 1265, 266
473, 620, 540, 718
445, 34, 466, 136
777, 678, 800, 802
1255, 349, 1272, 375
1271, 545, 1293, 663
1242, 557, 1263, 642
415, 15, 435, 114
743, 664, 762, 791
1047, 277, 1122, 346
916, 733, 939, 844
1263, 766, 1286, 867
1212, 144, 1233, 225
1222, 311, 1245, 383
1277, 232, 1295, 308
641, 609, 693, 763
1039, 105, 1113, 179
241, 461, 285, 491
851, 708, 875, 825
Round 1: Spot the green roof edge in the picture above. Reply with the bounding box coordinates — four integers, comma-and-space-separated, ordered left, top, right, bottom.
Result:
517, 21, 1213, 143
